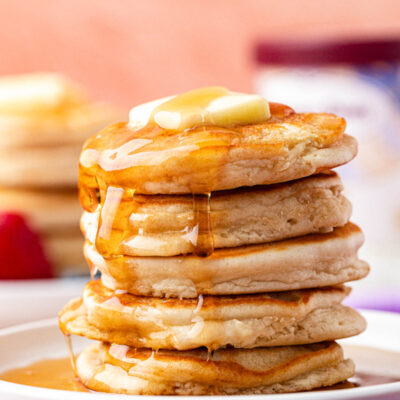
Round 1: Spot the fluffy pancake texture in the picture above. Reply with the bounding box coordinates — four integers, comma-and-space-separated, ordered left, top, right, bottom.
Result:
79, 103, 357, 195
76, 341, 354, 395
81, 172, 352, 256
59, 281, 365, 350
85, 222, 369, 298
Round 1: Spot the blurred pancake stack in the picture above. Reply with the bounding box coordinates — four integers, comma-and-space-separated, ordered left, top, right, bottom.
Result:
60, 87, 369, 395
0, 73, 121, 277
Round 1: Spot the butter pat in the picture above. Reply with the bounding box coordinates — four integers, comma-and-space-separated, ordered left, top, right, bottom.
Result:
204, 93, 270, 128
128, 87, 270, 130
0, 73, 87, 112
128, 95, 174, 131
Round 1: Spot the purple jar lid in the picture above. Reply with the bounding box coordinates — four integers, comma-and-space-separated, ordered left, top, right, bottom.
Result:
255, 39, 400, 65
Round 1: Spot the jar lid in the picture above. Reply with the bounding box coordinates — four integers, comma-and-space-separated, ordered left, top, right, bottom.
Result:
255, 39, 400, 65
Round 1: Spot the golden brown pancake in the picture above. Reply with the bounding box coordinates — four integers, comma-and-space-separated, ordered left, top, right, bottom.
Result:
79, 103, 357, 196
76, 341, 354, 395
85, 222, 369, 298
59, 281, 365, 350
81, 172, 352, 256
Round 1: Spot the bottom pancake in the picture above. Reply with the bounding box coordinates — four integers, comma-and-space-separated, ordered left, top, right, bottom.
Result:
76, 341, 354, 395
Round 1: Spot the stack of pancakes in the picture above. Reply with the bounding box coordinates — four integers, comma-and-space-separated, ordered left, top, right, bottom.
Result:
60, 98, 369, 395
0, 73, 121, 275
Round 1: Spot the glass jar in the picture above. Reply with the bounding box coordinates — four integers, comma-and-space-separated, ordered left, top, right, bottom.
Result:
254, 39, 400, 289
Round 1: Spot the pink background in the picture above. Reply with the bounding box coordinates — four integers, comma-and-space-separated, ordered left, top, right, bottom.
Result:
0, 0, 399, 108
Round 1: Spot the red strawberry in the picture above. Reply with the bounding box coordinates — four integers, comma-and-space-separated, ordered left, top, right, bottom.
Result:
0, 213, 53, 279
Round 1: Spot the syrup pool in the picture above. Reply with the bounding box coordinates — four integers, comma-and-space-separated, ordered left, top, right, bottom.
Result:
0, 357, 88, 392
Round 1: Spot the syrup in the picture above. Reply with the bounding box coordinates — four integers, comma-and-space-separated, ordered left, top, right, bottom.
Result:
78, 182, 98, 213
77, 102, 292, 261
0, 357, 88, 392
343, 344, 400, 386
64, 334, 77, 376
95, 186, 132, 257
78, 102, 290, 195
192, 193, 214, 257
80, 133, 220, 258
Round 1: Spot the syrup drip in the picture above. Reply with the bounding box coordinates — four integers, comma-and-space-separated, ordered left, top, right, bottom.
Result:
194, 294, 204, 314
64, 334, 77, 376
89, 265, 95, 281
79, 185, 99, 212
77, 105, 293, 263
192, 193, 214, 257
81, 182, 216, 259
206, 349, 215, 362
78, 103, 292, 200
95, 186, 135, 257
77, 102, 284, 261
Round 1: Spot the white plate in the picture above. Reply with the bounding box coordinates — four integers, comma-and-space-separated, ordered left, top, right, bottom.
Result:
0, 311, 399, 400
0, 278, 86, 328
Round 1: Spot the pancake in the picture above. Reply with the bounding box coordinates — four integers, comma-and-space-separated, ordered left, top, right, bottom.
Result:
76, 341, 354, 395
0, 144, 86, 188
81, 172, 352, 257
0, 186, 86, 276
0, 73, 122, 187
43, 232, 86, 276
0, 187, 81, 233
79, 102, 357, 195
85, 222, 369, 298
59, 281, 365, 350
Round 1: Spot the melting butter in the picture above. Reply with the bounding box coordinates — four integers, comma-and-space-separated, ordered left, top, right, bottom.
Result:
129, 86, 270, 131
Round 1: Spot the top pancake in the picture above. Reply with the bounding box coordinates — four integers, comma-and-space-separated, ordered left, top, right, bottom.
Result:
79, 103, 356, 195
